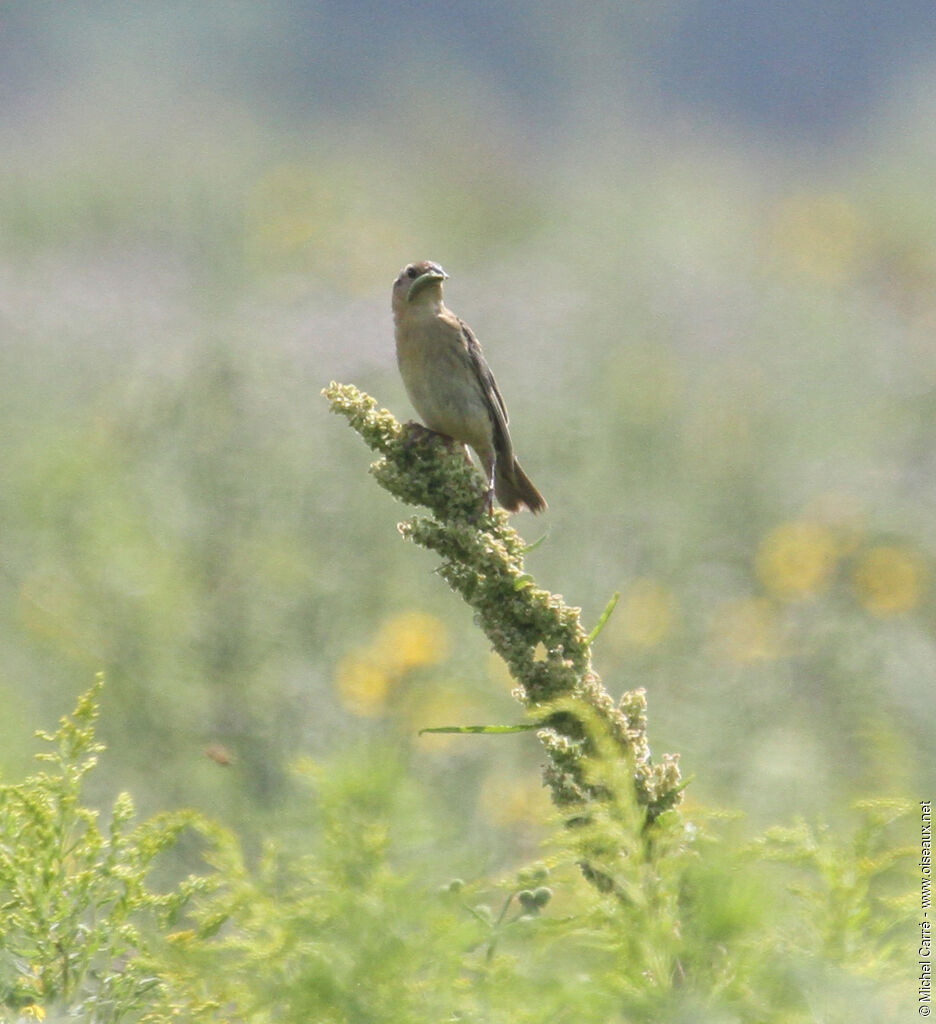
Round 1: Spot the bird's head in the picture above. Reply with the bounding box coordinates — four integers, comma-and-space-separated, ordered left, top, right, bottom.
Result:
392, 261, 449, 309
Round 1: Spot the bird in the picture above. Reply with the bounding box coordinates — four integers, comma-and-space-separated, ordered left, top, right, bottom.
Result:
392, 260, 546, 514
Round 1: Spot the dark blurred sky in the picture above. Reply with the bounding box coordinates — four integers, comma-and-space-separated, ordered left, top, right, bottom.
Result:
3, 2, 936, 141
663, 0, 936, 132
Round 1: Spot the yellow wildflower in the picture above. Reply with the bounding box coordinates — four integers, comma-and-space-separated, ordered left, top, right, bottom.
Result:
757, 521, 838, 599
374, 612, 450, 673
336, 654, 391, 717
853, 546, 927, 617
335, 611, 450, 717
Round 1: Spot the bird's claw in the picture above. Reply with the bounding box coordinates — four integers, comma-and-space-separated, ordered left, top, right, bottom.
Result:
403, 421, 442, 451
403, 421, 457, 450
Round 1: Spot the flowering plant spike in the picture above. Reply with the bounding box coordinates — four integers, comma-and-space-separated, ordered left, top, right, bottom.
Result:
324, 382, 683, 846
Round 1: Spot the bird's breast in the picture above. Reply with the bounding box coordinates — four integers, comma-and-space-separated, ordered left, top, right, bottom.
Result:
395, 315, 492, 453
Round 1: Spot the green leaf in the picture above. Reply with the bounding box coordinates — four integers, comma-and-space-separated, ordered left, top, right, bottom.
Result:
418, 724, 539, 735
521, 530, 550, 553
587, 591, 621, 644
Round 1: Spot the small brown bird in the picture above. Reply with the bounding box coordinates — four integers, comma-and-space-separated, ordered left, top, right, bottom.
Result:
392, 261, 546, 514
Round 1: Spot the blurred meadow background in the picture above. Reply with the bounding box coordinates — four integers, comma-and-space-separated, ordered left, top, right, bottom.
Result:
1, 1, 935, 871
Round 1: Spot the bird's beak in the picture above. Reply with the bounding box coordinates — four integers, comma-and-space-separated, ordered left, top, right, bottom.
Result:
407, 266, 448, 301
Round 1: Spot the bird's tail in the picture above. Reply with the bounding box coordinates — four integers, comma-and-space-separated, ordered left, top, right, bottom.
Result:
495, 457, 547, 514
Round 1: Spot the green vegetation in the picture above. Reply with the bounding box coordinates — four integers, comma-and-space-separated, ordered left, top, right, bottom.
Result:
0, 401, 920, 1020
1, 10, 932, 1018
323, 382, 682, 825
0, 682, 915, 1021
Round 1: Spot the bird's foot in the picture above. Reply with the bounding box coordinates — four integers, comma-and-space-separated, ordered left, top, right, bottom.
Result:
467, 487, 495, 524
403, 421, 458, 449
403, 420, 432, 445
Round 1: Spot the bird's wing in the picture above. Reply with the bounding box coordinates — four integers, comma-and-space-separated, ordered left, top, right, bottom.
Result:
457, 317, 514, 463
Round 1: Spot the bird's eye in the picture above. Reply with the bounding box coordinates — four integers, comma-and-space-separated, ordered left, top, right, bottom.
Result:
406, 266, 417, 279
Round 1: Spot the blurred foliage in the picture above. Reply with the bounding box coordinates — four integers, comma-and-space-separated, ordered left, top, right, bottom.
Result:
1, 116, 933, 833
0, 686, 917, 1023
0, 7, 933, 1015
0, 681, 213, 1020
